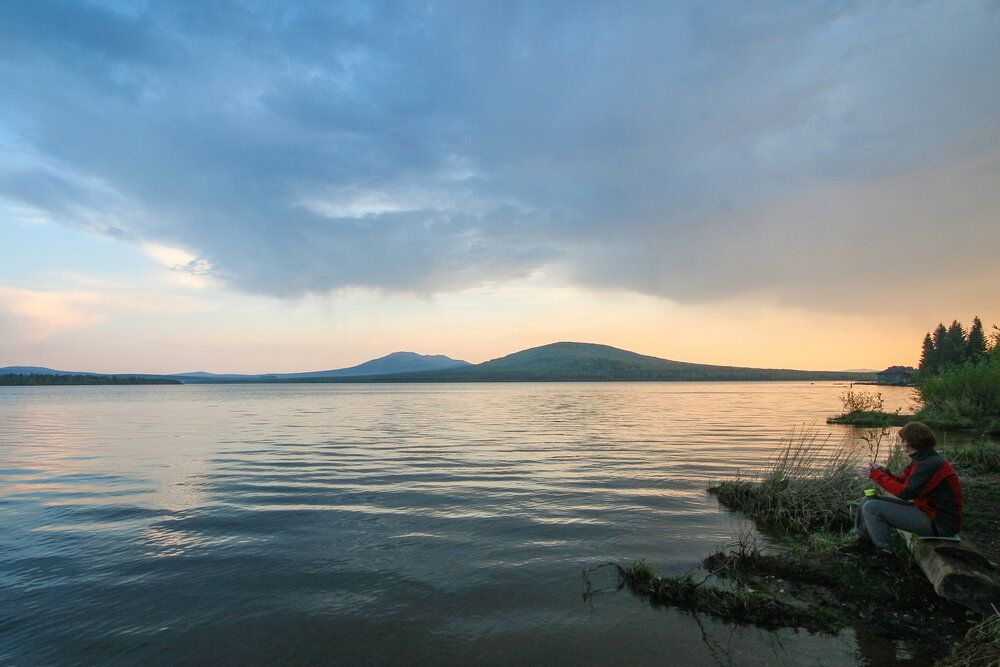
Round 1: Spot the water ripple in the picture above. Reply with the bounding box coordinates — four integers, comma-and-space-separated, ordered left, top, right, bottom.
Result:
0, 381, 917, 665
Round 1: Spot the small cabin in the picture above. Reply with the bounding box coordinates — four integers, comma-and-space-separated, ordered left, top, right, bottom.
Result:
876, 366, 914, 386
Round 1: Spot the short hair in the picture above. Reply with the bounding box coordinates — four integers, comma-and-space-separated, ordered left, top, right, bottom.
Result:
898, 422, 937, 450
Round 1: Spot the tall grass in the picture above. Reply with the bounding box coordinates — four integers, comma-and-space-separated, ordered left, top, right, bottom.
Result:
710, 425, 882, 534
942, 442, 1000, 474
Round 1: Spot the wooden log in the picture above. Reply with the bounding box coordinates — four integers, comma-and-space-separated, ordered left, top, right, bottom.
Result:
901, 532, 1000, 615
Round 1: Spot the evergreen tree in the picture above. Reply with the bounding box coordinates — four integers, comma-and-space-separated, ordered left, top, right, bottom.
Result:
966, 316, 988, 362
940, 320, 967, 369
931, 323, 948, 370
918, 332, 938, 374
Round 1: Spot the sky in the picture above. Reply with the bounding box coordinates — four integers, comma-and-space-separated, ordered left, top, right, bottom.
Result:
1, 0, 998, 374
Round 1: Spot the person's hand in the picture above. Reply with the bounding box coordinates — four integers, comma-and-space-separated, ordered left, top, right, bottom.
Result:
868, 463, 884, 474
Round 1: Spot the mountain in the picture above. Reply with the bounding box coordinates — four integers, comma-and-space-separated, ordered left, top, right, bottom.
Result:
0, 366, 99, 375
286, 342, 877, 383
173, 351, 470, 382
273, 351, 471, 378
2, 345, 877, 384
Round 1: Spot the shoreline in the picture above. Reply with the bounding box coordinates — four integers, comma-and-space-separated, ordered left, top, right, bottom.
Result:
614, 427, 1000, 665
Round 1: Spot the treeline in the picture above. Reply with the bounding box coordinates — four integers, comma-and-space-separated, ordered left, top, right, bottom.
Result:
918, 316, 996, 375
913, 316, 1000, 432
0, 374, 181, 386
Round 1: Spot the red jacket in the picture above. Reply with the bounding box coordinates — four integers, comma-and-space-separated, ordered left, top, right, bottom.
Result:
869, 449, 964, 535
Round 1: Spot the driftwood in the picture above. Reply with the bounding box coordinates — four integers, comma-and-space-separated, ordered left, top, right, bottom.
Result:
902, 532, 1000, 615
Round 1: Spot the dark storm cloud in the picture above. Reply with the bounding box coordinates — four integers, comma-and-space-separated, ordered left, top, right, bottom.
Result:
1, 0, 998, 306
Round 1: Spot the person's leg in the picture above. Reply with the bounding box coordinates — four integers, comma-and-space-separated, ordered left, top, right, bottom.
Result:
852, 497, 875, 539
860, 500, 934, 552
851, 496, 910, 539
841, 497, 880, 554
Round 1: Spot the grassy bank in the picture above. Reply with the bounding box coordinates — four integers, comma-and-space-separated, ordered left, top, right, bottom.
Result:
828, 410, 913, 427
599, 426, 1000, 664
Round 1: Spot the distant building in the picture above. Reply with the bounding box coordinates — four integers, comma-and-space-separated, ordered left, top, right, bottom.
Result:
876, 366, 914, 386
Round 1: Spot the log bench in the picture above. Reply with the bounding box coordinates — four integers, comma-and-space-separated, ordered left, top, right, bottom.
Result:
900, 532, 1000, 615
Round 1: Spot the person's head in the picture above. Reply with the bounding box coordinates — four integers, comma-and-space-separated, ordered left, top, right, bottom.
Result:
898, 421, 937, 451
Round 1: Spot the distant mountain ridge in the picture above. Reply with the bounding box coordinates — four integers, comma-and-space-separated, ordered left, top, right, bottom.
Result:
0, 366, 101, 376
1, 352, 470, 383
278, 342, 877, 383
173, 351, 470, 382
1, 344, 876, 384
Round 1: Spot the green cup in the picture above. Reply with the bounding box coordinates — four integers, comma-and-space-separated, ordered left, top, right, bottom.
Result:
864, 488, 877, 497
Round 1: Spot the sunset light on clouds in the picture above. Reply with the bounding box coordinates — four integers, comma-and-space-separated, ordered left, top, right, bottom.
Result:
1, 1, 998, 374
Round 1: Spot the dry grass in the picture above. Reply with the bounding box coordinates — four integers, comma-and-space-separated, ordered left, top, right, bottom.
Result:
709, 425, 899, 534
936, 607, 1000, 667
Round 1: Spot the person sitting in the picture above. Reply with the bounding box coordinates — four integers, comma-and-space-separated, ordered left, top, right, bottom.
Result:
839, 421, 964, 562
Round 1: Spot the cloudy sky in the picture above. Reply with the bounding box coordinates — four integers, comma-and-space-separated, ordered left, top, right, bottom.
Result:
1, 0, 998, 374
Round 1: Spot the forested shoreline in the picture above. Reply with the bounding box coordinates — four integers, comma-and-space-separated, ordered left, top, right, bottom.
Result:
832, 316, 1000, 434
0, 374, 180, 386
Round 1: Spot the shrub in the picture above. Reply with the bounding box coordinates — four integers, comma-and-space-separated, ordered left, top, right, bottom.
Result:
916, 356, 1000, 430
840, 388, 884, 414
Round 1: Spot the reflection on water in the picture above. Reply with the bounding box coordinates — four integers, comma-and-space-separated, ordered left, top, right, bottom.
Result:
1, 382, 924, 664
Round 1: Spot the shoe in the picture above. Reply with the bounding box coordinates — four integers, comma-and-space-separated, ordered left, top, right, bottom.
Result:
838, 537, 877, 555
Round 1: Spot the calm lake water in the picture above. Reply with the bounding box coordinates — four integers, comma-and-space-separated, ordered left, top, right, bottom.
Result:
1, 381, 918, 665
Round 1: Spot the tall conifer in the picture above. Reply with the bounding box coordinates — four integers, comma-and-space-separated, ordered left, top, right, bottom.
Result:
918, 332, 938, 374
966, 316, 988, 362
931, 323, 948, 369
941, 320, 967, 368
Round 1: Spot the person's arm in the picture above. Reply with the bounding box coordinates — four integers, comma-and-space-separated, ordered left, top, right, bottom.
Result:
870, 459, 939, 499
869, 466, 907, 495
868, 464, 905, 484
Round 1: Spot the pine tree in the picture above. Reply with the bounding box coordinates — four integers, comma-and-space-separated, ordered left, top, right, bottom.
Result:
918, 332, 938, 374
941, 320, 967, 369
966, 316, 988, 363
931, 323, 948, 370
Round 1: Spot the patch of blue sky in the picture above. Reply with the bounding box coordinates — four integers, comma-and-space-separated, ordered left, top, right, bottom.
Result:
0, 197, 151, 287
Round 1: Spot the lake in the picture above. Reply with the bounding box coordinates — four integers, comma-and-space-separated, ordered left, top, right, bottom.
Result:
1, 381, 917, 665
